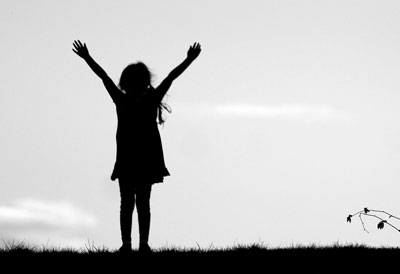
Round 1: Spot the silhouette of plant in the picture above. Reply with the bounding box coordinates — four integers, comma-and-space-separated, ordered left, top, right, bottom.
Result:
347, 208, 400, 233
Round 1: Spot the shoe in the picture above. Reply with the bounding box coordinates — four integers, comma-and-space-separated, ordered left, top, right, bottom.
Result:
118, 243, 133, 254
139, 243, 152, 254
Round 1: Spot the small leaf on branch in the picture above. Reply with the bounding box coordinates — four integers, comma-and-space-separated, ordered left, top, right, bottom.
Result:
377, 221, 386, 230
364, 208, 370, 214
347, 215, 352, 223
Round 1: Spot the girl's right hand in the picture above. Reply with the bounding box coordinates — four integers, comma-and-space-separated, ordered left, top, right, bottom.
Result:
72, 40, 90, 59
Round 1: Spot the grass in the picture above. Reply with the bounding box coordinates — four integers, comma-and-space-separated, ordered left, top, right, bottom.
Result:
1, 240, 399, 271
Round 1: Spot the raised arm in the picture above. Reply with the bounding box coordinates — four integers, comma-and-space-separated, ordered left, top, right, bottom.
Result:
156, 42, 201, 101
72, 40, 121, 103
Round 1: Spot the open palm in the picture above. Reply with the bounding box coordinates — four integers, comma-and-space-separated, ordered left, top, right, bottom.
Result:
72, 40, 89, 59
187, 42, 201, 61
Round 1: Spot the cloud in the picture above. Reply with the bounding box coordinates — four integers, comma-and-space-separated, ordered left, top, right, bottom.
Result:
175, 103, 353, 123
214, 103, 351, 121
0, 198, 97, 232
0, 198, 98, 248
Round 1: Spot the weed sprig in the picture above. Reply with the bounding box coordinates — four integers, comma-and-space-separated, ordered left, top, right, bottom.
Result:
347, 208, 400, 233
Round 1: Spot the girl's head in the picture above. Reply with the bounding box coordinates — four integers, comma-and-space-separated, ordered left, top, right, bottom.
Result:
119, 62, 171, 124
119, 62, 152, 96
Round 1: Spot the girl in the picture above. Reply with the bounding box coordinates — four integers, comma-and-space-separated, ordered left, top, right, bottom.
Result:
72, 40, 201, 253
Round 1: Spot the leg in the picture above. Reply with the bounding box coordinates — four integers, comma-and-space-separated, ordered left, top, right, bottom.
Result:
118, 177, 136, 248
136, 183, 152, 248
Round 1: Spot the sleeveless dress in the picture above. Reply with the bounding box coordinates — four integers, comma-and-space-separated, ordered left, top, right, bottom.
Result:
110, 89, 170, 184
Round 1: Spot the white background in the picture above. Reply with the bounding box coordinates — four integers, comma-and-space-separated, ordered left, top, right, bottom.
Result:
1, 0, 400, 250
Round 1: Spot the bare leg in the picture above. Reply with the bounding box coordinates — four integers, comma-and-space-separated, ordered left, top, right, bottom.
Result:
118, 178, 135, 251
136, 183, 152, 252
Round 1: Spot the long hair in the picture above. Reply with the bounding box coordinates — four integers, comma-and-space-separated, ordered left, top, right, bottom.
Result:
119, 62, 171, 125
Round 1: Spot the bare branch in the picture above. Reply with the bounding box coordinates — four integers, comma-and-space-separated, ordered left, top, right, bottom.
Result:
347, 208, 400, 234
358, 213, 369, 233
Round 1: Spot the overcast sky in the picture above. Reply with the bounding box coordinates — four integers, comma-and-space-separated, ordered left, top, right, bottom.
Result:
1, 0, 400, 249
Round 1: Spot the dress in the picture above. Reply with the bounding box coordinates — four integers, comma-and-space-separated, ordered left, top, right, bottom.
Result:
109, 89, 170, 184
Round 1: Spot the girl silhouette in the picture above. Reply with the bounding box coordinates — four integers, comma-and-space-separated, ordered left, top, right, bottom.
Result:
72, 40, 201, 253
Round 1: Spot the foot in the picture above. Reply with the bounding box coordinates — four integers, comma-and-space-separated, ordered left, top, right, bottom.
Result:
118, 243, 132, 254
139, 243, 152, 254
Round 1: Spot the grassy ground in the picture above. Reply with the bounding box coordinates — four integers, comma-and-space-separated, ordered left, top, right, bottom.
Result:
1, 241, 398, 271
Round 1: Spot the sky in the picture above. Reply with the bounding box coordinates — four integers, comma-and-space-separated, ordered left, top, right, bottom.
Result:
1, 0, 400, 250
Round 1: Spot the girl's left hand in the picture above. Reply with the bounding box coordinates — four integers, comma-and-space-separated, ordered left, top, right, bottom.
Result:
187, 42, 201, 61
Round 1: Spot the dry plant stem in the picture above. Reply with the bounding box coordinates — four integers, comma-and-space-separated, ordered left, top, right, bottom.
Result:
349, 208, 400, 233
358, 213, 369, 233
370, 210, 400, 222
